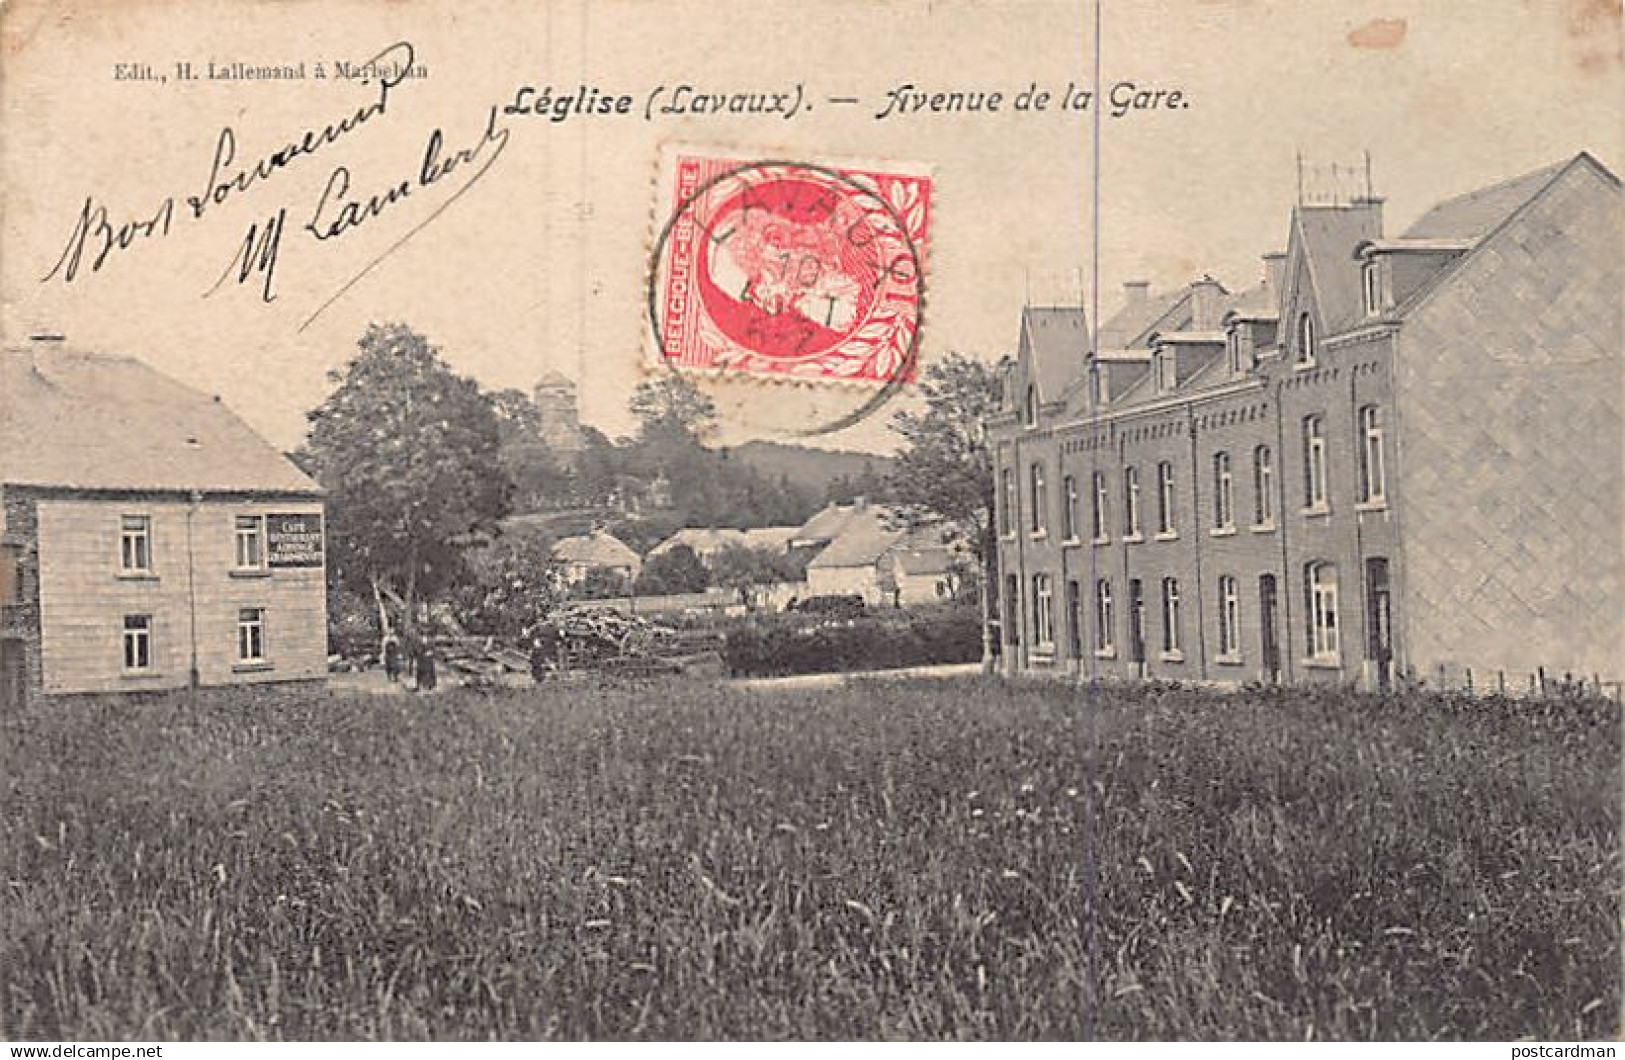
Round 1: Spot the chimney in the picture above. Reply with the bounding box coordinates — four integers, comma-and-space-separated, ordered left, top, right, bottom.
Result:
1261, 253, 1287, 295
1122, 280, 1150, 306
1191, 274, 1226, 330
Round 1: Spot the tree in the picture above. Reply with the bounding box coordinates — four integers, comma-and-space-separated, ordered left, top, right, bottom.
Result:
573, 566, 631, 601
634, 544, 710, 595
711, 543, 807, 609
457, 530, 562, 640
887, 351, 1010, 668
629, 375, 717, 446
303, 322, 511, 647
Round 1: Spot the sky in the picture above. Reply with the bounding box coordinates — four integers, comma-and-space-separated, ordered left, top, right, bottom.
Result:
3, 0, 1619, 453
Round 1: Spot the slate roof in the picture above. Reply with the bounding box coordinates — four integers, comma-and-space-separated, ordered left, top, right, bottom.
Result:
793, 501, 865, 545
0, 344, 320, 495
1021, 306, 1091, 400
1402, 159, 1568, 241
1386, 154, 1613, 320
1095, 287, 1193, 350
805, 505, 905, 570
1296, 205, 1384, 334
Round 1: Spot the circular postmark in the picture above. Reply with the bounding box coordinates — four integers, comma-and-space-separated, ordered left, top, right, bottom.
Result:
647, 154, 930, 437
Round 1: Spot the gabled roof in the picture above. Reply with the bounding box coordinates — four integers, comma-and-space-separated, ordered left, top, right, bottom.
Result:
737, 526, 797, 551
1223, 281, 1278, 323
552, 530, 640, 568
1402, 159, 1569, 241
651, 527, 743, 556
1096, 287, 1194, 350
1020, 306, 1091, 401
1388, 152, 1618, 321
0, 345, 320, 495
1294, 204, 1384, 334
534, 368, 575, 388
793, 501, 865, 544
805, 505, 905, 569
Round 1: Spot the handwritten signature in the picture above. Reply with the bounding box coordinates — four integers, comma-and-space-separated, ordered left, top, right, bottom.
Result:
39, 41, 513, 329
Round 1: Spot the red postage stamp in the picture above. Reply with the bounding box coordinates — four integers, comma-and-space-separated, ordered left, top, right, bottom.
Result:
648, 149, 931, 387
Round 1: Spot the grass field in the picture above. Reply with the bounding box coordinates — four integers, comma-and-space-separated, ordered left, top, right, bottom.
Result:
2, 677, 1618, 1040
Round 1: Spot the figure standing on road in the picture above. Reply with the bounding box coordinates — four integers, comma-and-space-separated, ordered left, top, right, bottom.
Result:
416, 642, 438, 692
382, 633, 401, 682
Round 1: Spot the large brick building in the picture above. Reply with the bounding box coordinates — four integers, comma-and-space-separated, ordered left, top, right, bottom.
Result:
1, 341, 329, 706
988, 153, 1621, 689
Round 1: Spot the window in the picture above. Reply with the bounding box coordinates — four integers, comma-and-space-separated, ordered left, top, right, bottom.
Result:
1029, 463, 1047, 535
1091, 471, 1110, 541
1033, 574, 1054, 648
1061, 475, 1079, 540
1227, 328, 1243, 374
1, 543, 20, 604
1003, 574, 1019, 644
120, 515, 152, 573
1359, 405, 1386, 503
1123, 466, 1142, 537
1157, 352, 1177, 392
1213, 451, 1234, 529
1362, 260, 1383, 316
237, 607, 266, 663
1217, 575, 1241, 657
1160, 577, 1182, 655
999, 467, 1016, 536
122, 614, 152, 672
1024, 384, 1039, 427
1156, 461, 1177, 535
1253, 445, 1274, 525
1094, 579, 1115, 653
234, 515, 265, 569
1302, 415, 1328, 509
1066, 579, 1083, 658
1306, 562, 1340, 660
1296, 311, 1316, 365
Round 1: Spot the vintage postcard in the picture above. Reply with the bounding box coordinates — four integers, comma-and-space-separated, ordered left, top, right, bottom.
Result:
1, 0, 1620, 1045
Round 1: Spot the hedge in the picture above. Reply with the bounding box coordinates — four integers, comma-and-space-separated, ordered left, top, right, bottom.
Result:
722, 607, 982, 677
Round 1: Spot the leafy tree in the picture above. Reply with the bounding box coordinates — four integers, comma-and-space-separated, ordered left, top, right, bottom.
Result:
634, 544, 710, 595
303, 322, 510, 646
711, 543, 807, 609
887, 351, 1010, 668
457, 530, 562, 640
630, 375, 717, 445
572, 566, 632, 601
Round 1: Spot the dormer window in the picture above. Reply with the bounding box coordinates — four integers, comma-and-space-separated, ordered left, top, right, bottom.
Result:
1362, 260, 1383, 316
1024, 384, 1038, 427
1226, 327, 1243, 374
1296, 312, 1317, 366
1157, 352, 1177, 392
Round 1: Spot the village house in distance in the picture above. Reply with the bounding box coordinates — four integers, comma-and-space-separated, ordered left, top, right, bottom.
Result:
989, 153, 1621, 691
0, 339, 328, 708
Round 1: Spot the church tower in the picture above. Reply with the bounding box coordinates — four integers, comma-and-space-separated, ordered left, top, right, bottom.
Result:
533, 369, 586, 453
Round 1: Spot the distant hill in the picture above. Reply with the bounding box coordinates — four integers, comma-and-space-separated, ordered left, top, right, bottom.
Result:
721, 440, 894, 497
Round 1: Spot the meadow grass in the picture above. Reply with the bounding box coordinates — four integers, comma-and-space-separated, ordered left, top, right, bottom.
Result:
1, 677, 1617, 1040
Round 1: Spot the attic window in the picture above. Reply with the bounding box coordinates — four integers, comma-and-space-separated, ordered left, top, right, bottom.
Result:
1156, 352, 1176, 392
1296, 312, 1317, 366
1024, 384, 1038, 427
1362, 260, 1383, 316
1226, 328, 1243, 374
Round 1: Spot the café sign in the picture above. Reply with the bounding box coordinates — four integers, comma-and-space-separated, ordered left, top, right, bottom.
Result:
266, 513, 325, 568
